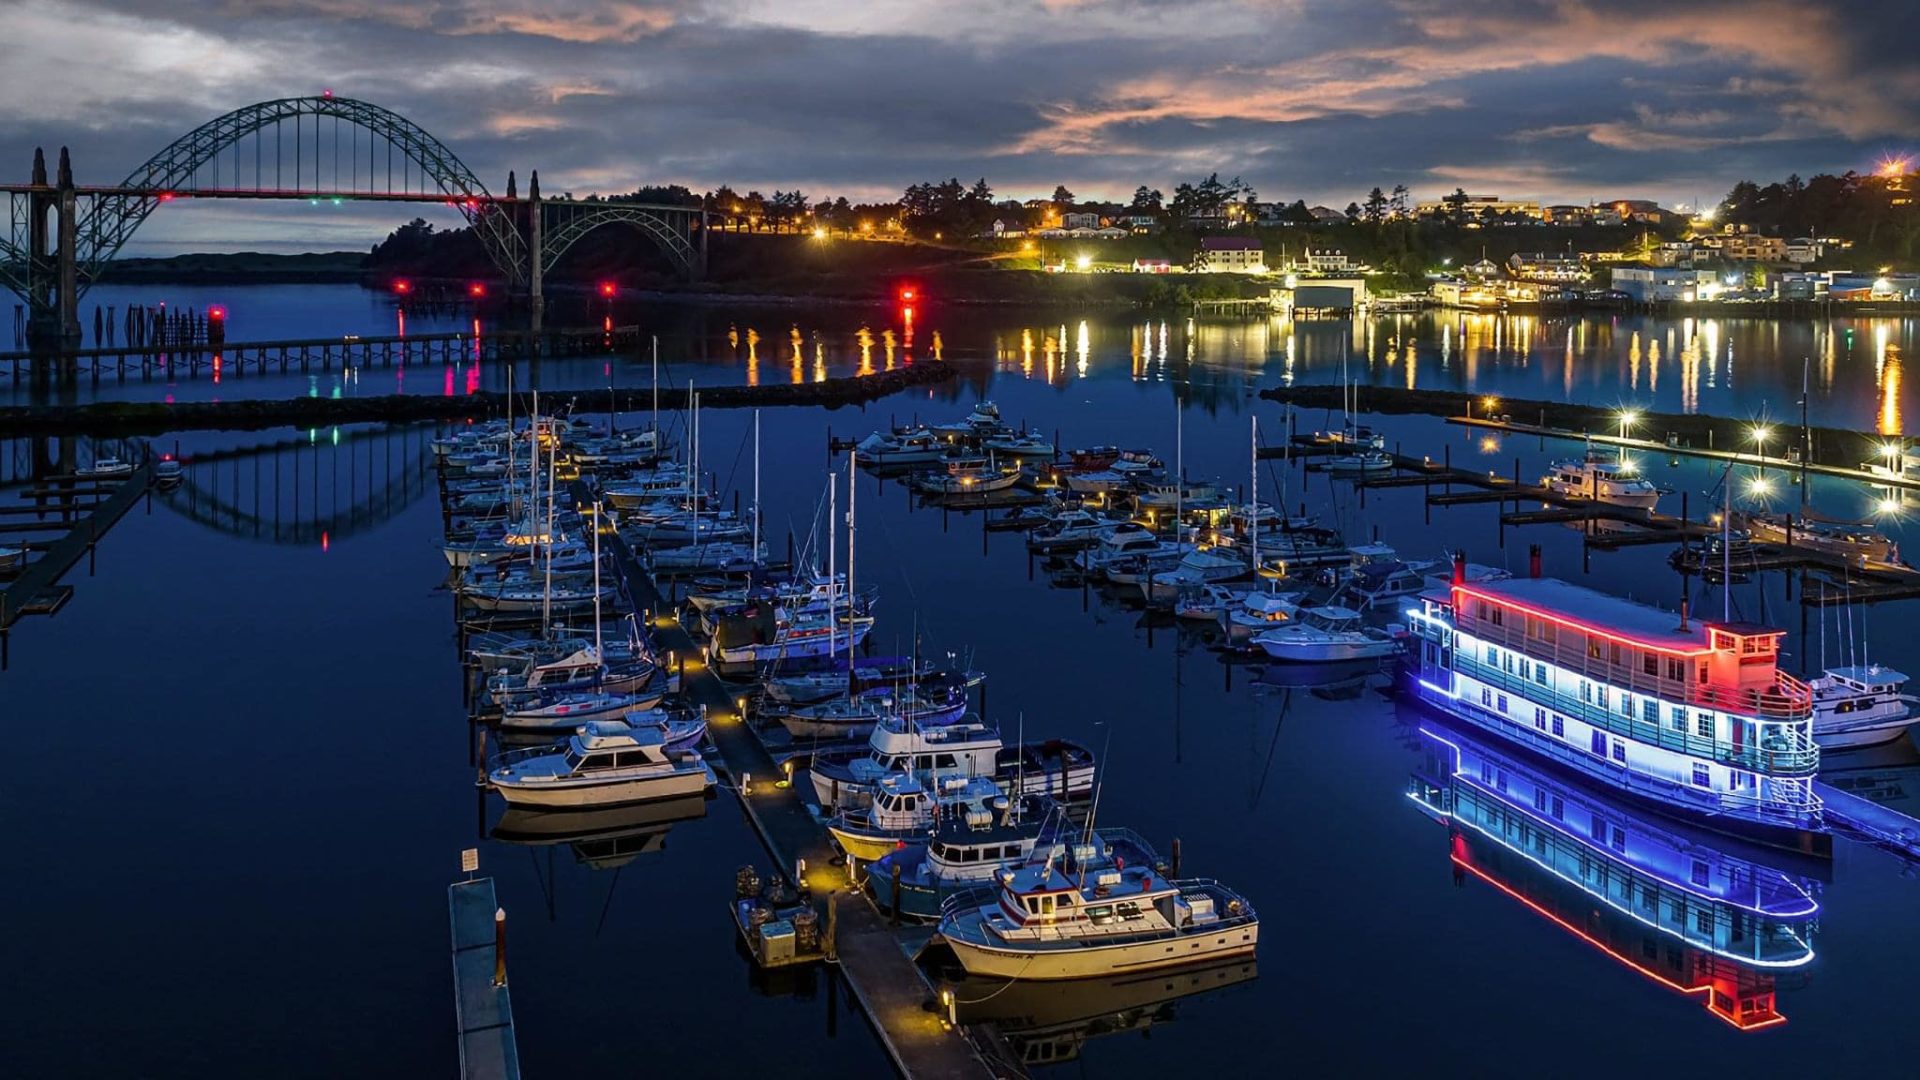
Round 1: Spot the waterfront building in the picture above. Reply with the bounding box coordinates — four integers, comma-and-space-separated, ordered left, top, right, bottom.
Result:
1197, 236, 1264, 273
1062, 212, 1101, 230
1302, 248, 1350, 273
1132, 259, 1173, 273
1506, 252, 1587, 283
1724, 235, 1787, 262
1414, 194, 1544, 222
1405, 566, 1825, 853
1610, 267, 1716, 302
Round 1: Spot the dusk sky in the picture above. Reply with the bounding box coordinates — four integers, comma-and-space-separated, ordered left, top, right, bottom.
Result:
4, 0, 1916, 252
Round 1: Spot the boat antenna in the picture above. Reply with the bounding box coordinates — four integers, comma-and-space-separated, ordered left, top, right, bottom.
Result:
543, 418, 558, 636
752, 409, 761, 562
847, 446, 857, 668
1721, 459, 1731, 622
650, 336, 660, 447
1078, 723, 1113, 889
1250, 414, 1260, 577
1798, 356, 1811, 516
1007, 710, 1024, 828
591, 500, 604, 679
828, 472, 837, 690
506, 362, 517, 520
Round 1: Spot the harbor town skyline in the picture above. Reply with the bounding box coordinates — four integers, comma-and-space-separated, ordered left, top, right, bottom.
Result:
2, 0, 1917, 249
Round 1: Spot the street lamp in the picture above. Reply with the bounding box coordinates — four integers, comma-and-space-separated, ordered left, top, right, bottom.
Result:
1618, 409, 1640, 441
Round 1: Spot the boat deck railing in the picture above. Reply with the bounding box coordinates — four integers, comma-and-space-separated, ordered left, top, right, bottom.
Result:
937, 878, 1257, 949
1445, 646, 1820, 776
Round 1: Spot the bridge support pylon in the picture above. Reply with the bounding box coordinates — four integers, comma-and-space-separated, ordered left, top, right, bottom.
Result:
24, 147, 82, 382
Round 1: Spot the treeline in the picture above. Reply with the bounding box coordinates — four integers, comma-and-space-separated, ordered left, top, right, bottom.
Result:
1721, 170, 1917, 261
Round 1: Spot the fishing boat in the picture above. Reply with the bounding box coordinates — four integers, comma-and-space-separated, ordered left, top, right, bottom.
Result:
854, 427, 949, 466
763, 655, 938, 706
1808, 665, 1916, 749
808, 716, 1096, 811
936, 847, 1259, 981
915, 457, 1024, 496
1135, 546, 1251, 604
1221, 590, 1304, 643
1408, 723, 1817, 1029
930, 401, 1007, 439
1404, 556, 1829, 855
1134, 478, 1218, 511
870, 807, 1160, 923
827, 773, 1004, 861
1733, 510, 1902, 567
154, 457, 184, 488
1542, 449, 1661, 510
1253, 605, 1401, 662
1172, 582, 1246, 622
488, 720, 715, 808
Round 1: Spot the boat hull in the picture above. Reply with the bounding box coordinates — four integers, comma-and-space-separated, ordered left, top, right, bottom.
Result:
942, 924, 1258, 981
493, 766, 713, 808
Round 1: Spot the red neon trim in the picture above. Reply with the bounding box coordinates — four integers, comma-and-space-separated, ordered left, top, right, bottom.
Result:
1451, 853, 1784, 1031
1454, 584, 1718, 659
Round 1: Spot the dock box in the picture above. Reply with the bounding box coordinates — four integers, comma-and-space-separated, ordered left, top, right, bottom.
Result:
759, 920, 796, 966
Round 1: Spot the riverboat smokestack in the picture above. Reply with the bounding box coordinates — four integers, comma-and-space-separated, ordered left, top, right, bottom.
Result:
1452, 549, 1466, 586
1678, 597, 1690, 632
1528, 543, 1542, 579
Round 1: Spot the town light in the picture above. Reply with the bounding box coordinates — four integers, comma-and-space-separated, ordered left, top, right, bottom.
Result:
898, 286, 917, 303
1618, 409, 1640, 436
393, 279, 411, 295
469, 283, 486, 298
812, 226, 826, 239
1882, 441, 1903, 459
1482, 396, 1499, 412
1075, 254, 1092, 270
599, 281, 616, 297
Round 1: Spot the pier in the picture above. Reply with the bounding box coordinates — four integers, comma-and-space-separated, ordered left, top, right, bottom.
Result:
0, 456, 151, 656
449, 877, 520, 1080
1814, 782, 1920, 862
589, 506, 1000, 1079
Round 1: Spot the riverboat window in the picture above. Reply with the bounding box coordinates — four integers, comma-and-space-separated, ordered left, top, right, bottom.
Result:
1690, 859, 1710, 887
915, 755, 934, 769
1610, 825, 1626, 851
935, 754, 957, 768
1485, 644, 1498, 665
1489, 607, 1504, 627
1697, 714, 1716, 739
1591, 731, 1608, 757
1619, 693, 1632, 717
1496, 769, 1508, 792
1643, 653, 1658, 676
1590, 816, 1607, 843
1612, 741, 1627, 764
1597, 686, 1610, 709
1695, 910, 1714, 934
1534, 788, 1548, 812
581, 753, 618, 771
960, 847, 979, 862
1482, 688, 1493, 708
1698, 661, 1709, 683
1580, 680, 1593, 703
1609, 642, 1622, 664
1551, 795, 1564, 819
1643, 700, 1659, 724
1670, 706, 1687, 730
1534, 707, 1547, 729
1551, 716, 1565, 737
1518, 659, 1530, 680
1667, 657, 1686, 681
1588, 636, 1603, 660
1497, 694, 1508, 714
1692, 763, 1712, 788
615, 750, 649, 767
1535, 664, 1549, 687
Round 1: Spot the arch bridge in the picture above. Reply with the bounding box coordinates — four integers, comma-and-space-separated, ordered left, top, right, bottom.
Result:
2, 95, 706, 353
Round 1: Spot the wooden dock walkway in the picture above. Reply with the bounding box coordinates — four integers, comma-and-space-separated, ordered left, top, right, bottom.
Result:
0, 461, 151, 635
586, 494, 999, 1080
1814, 782, 1920, 862
449, 878, 520, 1080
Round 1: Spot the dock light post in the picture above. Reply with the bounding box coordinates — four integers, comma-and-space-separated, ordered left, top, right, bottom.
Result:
1751, 425, 1773, 470
492, 907, 507, 987
1618, 409, 1639, 441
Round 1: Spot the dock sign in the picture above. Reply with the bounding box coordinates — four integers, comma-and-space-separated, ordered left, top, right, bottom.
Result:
461, 848, 479, 875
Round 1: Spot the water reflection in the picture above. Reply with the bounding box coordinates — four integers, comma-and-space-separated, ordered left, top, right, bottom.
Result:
490, 792, 710, 872
1408, 722, 1820, 1030
950, 959, 1258, 1068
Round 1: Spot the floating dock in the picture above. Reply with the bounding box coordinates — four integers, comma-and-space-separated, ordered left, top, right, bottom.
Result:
592, 510, 999, 1080
1814, 782, 1920, 862
449, 878, 520, 1080
0, 460, 151, 647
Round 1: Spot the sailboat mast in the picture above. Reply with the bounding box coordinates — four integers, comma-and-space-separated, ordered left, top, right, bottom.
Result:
543, 427, 557, 635
651, 336, 660, 445
752, 410, 761, 559
591, 501, 603, 661
847, 447, 857, 665
1722, 465, 1733, 622
1250, 415, 1260, 573
828, 475, 837, 669
1174, 402, 1184, 530
506, 363, 517, 519
1799, 357, 1811, 516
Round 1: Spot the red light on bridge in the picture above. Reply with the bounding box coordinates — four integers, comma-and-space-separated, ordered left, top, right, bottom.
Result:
208, 305, 226, 320
600, 281, 616, 297
322, 89, 334, 99
469, 283, 486, 298
157, 192, 175, 202
394, 279, 412, 295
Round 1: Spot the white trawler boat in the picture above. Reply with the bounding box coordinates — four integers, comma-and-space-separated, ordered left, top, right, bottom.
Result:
854, 428, 948, 466
488, 720, 715, 808
915, 457, 1024, 495
1253, 605, 1401, 662
1808, 666, 1916, 749
809, 715, 1096, 810
937, 844, 1259, 980
1405, 554, 1829, 855
828, 773, 1005, 861
1542, 449, 1661, 510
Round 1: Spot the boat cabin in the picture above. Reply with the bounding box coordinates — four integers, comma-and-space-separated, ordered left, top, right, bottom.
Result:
563, 723, 677, 774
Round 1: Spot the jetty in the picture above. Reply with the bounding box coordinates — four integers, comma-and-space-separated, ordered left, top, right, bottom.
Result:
1814, 782, 1920, 863
0, 454, 152, 659
449, 877, 520, 1080
594, 518, 1000, 1079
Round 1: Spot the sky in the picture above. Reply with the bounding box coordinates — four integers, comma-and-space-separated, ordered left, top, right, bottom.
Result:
2, 0, 1916, 253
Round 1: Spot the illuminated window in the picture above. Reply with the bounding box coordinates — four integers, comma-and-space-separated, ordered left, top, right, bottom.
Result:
1588, 636, 1603, 659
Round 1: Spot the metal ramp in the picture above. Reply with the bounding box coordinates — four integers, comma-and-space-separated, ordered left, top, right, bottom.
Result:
1816, 782, 1920, 861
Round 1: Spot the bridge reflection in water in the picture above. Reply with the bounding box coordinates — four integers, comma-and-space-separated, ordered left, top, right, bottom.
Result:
161, 423, 438, 546
1408, 720, 1821, 1031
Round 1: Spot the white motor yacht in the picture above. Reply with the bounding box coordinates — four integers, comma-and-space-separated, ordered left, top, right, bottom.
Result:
1809, 665, 1917, 749
1541, 450, 1661, 510
489, 721, 715, 808
1252, 605, 1403, 662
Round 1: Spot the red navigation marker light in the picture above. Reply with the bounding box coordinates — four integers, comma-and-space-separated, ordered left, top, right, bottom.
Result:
898, 286, 917, 302
208, 305, 227, 320
157, 192, 175, 202
322, 89, 334, 99
469, 283, 486, 298
600, 281, 616, 297
393, 279, 412, 295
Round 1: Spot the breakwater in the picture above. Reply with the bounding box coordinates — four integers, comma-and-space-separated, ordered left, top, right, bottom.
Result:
0, 361, 956, 436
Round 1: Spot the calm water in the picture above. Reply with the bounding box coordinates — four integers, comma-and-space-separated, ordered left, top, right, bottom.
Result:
4, 285, 1918, 1076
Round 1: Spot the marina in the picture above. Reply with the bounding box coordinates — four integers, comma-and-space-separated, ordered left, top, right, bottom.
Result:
11, 292, 1920, 1079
